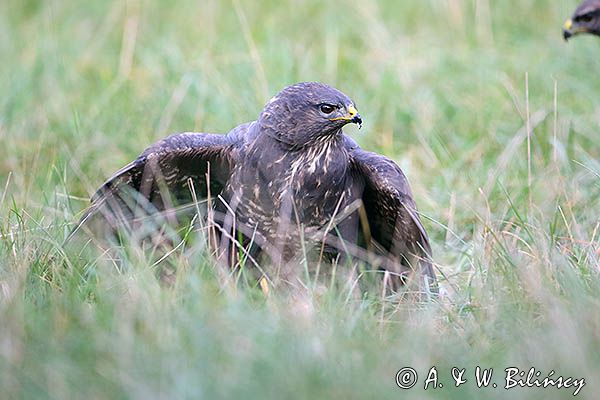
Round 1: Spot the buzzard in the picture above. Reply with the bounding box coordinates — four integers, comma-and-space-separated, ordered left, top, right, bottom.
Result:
563, 0, 600, 40
72, 82, 436, 294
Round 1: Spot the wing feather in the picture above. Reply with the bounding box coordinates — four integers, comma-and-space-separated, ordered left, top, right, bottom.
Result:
70, 130, 242, 240
350, 148, 437, 293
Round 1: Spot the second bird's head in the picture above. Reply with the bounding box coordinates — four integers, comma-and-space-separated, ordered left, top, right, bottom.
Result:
563, 0, 600, 40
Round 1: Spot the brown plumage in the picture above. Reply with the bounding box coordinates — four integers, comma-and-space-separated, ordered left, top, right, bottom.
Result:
71, 82, 436, 295
564, 0, 600, 40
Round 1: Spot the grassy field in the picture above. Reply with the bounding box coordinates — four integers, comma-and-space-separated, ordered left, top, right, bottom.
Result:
1, 0, 599, 399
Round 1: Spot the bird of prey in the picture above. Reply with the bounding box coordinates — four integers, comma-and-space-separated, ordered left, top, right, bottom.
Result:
72, 82, 437, 295
563, 0, 600, 40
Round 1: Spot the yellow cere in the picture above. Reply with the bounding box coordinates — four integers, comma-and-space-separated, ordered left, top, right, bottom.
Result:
564, 18, 573, 30
330, 104, 359, 121
347, 105, 358, 117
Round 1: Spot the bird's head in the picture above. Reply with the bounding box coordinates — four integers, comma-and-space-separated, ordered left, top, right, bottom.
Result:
258, 82, 362, 147
564, 0, 600, 40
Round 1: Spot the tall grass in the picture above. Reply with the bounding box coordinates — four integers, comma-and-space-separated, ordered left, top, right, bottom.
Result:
1, 0, 598, 399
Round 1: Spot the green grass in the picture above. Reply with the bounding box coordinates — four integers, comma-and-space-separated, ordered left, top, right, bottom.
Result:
1, 0, 599, 399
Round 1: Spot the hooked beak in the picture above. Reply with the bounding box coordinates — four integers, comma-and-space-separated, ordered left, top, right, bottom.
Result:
563, 18, 590, 41
330, 105, 363, 129
563, 18, 574, 41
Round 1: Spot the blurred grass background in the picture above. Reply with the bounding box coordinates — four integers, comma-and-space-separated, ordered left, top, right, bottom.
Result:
0, 0, 599, 399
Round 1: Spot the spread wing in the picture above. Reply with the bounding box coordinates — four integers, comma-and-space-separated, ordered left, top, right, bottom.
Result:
349, 148, 437, 294
70, 129, 244, 240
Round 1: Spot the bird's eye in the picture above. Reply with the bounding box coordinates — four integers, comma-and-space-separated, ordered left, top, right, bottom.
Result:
320, 104, 335, 114
577, 13, 594, 23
